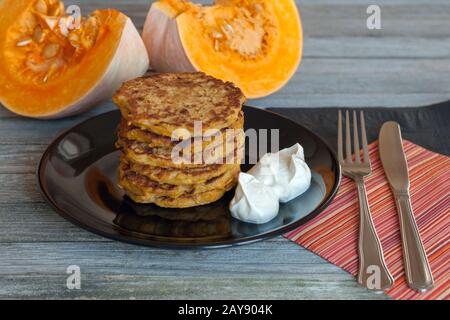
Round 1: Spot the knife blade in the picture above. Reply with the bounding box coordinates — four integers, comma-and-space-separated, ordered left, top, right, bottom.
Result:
379, 121, 434, 292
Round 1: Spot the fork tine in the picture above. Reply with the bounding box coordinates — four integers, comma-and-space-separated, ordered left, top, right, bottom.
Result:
360, 111, 370, 164
345, 110, 352, 163
353, 111, 361, 163
338, 110, 343, 162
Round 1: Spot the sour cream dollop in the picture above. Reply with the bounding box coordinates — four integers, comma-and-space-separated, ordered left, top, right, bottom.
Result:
229, 144, 312, 224
248, 143, 311, 203
229, 173, 279, 224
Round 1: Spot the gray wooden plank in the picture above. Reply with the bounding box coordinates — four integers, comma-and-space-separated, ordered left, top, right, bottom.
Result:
0, 174, 43, 203
253, 93, 450, 109
0, 274, 387, 300
0, 241, 388, 299
0, 145, 45, 174
303, 37, 450, 59
0, 100, 115, 120
0, 102, 116, 136
255, 58, 450, 107
0, 203, 106, 242
296, 58, 450, 75
278, 70, 450, 95
0, 118, 78, 144
0, 239, 339, 268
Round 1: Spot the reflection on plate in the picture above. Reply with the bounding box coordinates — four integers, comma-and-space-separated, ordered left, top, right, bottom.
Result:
37, 105, 341, 248
115, 195, 232, 241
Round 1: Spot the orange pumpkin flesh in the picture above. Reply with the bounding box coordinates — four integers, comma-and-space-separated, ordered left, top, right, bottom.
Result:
143, 0, 303, 98
0, 0, 149, 118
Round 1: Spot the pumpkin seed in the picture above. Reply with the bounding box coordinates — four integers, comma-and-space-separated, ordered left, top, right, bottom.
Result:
42, 43, 60, 59
220, 23, 234, 40
224, 23, 234, 33
33, 26, 45, 43
16, 38, 33, 47
43, 61, 61, 82
212, 31, 223, 39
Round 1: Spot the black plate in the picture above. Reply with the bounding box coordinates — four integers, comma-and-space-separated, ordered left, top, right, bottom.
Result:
37, 105, 341, 249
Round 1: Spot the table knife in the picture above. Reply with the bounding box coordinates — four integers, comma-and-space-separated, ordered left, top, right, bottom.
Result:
379, 121, 434, 292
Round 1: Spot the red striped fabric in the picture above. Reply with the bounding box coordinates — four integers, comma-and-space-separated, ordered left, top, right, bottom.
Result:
285, 140, 450, 300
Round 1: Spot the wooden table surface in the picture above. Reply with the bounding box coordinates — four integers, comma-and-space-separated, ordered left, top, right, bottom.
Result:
1, 0, 449, 299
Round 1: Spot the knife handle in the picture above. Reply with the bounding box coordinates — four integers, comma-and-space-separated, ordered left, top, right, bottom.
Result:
394, 193, 434, 292
355, 177, 394, 291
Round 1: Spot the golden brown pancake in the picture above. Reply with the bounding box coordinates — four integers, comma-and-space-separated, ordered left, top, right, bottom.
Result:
123, 186, 236, 209
122, 156, 240, 185
113, 72, 246, 137
117, 134, 245, 169
118, 161, 240, 198
118, 111, 245, 150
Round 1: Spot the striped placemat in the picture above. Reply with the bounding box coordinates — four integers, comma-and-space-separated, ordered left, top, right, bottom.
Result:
285, 140, 450, 300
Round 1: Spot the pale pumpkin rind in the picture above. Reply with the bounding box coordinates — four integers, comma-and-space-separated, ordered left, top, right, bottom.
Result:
0, 0, 149, 118
143, 0, 303, 98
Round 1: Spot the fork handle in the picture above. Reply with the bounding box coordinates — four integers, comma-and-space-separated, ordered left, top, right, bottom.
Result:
394, 193, 434, 292
355, 176, 394, 291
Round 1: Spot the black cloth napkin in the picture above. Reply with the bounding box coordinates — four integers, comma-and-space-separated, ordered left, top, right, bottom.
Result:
269, 100, 450, 156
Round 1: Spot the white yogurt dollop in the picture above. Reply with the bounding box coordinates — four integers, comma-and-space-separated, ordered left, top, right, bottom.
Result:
229, 172, 279, 224
248, 143, 312, 203
229, 143, 312, 224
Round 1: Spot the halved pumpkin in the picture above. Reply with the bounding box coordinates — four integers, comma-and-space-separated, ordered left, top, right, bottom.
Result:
0, 0, 149, 118
143, 0, 303, 98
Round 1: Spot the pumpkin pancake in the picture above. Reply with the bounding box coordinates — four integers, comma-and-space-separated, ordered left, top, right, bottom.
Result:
122, 156, 239, 185
118, 161, 240, 198
113, 72, 246, 137
123, 183, 236, 208
118, 111, 244, 150
117, 133, 245, 169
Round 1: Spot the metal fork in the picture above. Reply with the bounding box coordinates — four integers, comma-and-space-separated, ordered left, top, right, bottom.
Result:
338, 110, 394, 291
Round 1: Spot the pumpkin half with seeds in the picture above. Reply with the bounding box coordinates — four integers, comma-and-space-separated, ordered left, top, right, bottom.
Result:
142, 0, 303, 98
0, 0, 149, 118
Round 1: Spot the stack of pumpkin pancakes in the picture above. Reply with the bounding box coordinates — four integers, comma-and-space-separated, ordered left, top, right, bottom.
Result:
113, 72, 246, 208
